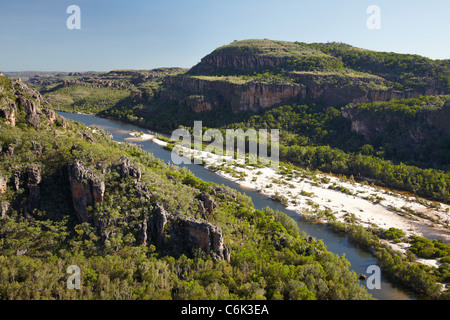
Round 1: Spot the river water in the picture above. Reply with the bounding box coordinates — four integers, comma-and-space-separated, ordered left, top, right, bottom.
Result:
57, 111, 421, 300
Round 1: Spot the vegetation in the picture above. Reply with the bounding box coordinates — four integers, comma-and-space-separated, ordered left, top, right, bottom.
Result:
309, 42, 450, 90
223, 103, 450, 203
12, 39, 450, 299
0, 75, 372, 300
329, 221, 446, 298
44, 85, 131, 115
408, 236, 450, 262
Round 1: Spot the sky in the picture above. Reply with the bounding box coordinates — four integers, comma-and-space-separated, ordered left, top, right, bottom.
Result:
0, 0, 449, 72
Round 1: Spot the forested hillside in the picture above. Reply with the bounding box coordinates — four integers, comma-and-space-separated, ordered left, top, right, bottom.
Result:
0, 74, 373, 300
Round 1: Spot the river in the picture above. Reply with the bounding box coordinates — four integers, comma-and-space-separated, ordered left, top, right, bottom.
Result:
57, 111, 421, 300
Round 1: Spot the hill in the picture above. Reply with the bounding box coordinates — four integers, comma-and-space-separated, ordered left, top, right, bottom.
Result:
27, 40, 450, 119
20, 39, 450, 200
0, 74, 374, 300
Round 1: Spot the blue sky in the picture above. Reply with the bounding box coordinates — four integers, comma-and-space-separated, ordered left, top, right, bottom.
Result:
1, 0, 449, 71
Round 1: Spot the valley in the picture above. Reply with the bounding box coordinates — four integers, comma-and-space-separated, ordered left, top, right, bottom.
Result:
2, 38, 450, 300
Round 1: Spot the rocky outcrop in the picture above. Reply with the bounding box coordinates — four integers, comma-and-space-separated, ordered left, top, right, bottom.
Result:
136, 182, 152, 200
172, 215, 230, 261
20, 97, 42, 129
150, 204, 168, 247
1, 201, 9, 219
168, 213, 230, 262
26, 165, 42, 211
163, 72, 446, 114
137, 218, 148, 245
13, 169, 21, 191
341, 107, 379, 140
145, 203, 230, 261
163, 76, 306, 113
189, 52, 288, 75
68, 160, 105, 222
43, 108, 56, 124
163, 39, 448, 113
0, 175, 6, 195
197, 192, 217, 214
290, 72, 444, 106
117, 156, 141, 182
0, 76, 58, 128
186, 95, 214, 113
80, 130, 95, 143
0, 101, 16, 126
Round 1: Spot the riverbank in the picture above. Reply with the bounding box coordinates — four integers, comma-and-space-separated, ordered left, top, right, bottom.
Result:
128, 131, 450, 270
215, 163, 450, 265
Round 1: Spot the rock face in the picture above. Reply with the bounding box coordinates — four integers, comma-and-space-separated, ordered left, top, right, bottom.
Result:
0, 102, 17, 126
13, 169, 21, 191
341, 101, 450, 142
26, 165, 42, 212
0, 76, 57, 129
149, 204, 168, 247
137, 218, 148, 245
146, 203, 230, 261
197, 192, 217, 214
163, 76, 307, 113
163, 40, 448, 114
118, 156, 141, 182
20, 96, 42, 129
65, 159, 229, 261
163, 73, 444, 114
171, 216, 230, 262
0, 175, 6, 195
43, 108, 56, 124
1, 201, 9, 219
68, 160, 105, 222
189, 53, 288, 75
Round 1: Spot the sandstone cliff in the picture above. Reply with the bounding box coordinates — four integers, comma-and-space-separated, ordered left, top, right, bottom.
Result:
68, 160, 105, 223
161, 39, 449, 113
163, 73, 445, 114
189, 51, 288, 75
163, 75, 307, 112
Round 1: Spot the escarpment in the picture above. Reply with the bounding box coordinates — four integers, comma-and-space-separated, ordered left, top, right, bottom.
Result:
341, 98, 450, 142
30, 39, 450, 121
163, 73, 443, 114
189, 52, 289, 75
163, 75, 307, 113
340, 96, 450, 167
160, 39, 448, 113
